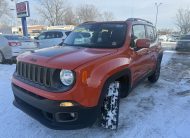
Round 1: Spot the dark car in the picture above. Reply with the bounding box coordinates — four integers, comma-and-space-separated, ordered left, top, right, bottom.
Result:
176, 35, 190, 51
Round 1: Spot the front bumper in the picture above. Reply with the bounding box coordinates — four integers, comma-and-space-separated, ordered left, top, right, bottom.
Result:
12, 84, 99, 130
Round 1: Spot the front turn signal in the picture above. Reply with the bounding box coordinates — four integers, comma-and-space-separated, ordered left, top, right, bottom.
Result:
82, 71, 88, 83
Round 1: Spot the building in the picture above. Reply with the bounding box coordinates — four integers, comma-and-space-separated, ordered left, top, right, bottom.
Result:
12, 25, 75, 38
47, 25, 75, 31
12, 25, 47, 38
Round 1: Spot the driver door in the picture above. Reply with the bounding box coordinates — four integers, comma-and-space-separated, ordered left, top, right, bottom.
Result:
130, 24, 152, 85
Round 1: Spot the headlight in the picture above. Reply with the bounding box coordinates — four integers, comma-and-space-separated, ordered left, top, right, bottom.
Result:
60, 70, 74, 86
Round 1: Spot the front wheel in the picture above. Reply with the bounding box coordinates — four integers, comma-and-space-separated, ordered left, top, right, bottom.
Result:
148, 60, 161, 83
100, 81, 120, 130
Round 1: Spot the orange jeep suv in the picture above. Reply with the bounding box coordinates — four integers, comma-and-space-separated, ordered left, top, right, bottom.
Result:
12, 18, 163, 130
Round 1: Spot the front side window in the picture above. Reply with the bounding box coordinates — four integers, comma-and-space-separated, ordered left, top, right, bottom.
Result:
131, 25, 146, 48
38, 33, 46, 40
133, 25, 146, 40
64, 23, 127, 48
146, 26, 156, 42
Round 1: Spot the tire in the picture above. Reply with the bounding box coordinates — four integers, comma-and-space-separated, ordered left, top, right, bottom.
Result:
0, 52, 5, 64
148, 59, 161, 83
100, 81, 120, 130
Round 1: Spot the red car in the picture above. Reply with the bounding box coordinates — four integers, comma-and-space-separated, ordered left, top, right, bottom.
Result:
12, 18, 163, 130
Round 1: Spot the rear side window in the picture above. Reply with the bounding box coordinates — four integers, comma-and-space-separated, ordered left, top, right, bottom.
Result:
45, 32, 63, 39
146, 26, 157, 42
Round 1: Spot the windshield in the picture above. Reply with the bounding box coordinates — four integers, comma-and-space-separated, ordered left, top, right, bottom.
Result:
180, 35, 190, 40
63, 23, 126, 48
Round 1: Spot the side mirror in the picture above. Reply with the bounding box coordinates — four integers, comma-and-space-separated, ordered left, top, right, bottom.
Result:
58, 42, 63, 46
136, 39, 151, 49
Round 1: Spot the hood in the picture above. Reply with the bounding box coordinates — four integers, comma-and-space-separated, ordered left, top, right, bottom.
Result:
17, 46, 117, 70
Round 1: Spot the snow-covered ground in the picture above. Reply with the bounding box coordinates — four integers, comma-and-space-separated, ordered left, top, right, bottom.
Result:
0, 51, 190, 138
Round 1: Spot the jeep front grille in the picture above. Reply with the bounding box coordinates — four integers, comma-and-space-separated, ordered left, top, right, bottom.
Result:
16, 62, 55, 87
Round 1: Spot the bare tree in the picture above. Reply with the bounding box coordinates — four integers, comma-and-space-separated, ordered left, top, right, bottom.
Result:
176, 8, 190, 34
76, 4, 100, 23
27, 19, 45, 26
101, 11, 114, 21
0, 0, 10, 18
37, 0, 69, 26
64, 7, 77, 25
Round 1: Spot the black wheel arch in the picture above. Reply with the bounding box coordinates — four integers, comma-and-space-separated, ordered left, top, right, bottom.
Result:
158, 50, 163, 61
97, 68, 132, 110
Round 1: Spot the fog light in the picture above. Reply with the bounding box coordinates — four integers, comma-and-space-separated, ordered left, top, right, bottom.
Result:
60, 102, 74, 107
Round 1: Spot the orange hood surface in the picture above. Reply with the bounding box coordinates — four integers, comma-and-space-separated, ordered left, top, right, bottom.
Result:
17, 46, 117, 70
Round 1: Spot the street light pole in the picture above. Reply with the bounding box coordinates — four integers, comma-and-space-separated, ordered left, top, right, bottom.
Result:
10, 0, 18, 29
155, 2, 162, 27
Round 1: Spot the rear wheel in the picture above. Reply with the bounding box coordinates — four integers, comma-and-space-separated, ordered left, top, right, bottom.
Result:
100, 81, 120, 130
148, 59, 161, 83
0, 52, 5, 64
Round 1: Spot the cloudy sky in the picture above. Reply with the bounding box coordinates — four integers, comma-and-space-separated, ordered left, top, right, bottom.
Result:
11, 0, 190, 30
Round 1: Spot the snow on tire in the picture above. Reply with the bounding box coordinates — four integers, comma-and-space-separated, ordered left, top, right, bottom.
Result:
101, 81, 120, 130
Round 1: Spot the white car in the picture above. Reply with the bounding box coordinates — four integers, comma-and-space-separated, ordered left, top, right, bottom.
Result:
34, 30, 71, 48
0, 34, 38, 62
0, 36, 12, 63
159, 35, 167, 42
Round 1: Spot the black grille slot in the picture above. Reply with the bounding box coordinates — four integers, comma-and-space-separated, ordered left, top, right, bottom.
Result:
46, 69, 51, 86
40, 67, 44, 84
16, 62, 55, 88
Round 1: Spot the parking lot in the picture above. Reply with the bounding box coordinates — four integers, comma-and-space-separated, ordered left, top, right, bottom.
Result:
0, 46, 190, 138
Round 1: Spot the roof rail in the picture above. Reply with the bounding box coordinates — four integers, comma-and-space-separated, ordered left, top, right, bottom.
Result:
82, 21, 96, 24
126, 18, 153, 25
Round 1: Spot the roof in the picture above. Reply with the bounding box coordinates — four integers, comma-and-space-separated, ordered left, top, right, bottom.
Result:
82, 18, 154, 26
82, 21, 126, 24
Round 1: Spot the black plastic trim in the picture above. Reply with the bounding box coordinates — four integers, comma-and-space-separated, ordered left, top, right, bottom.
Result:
98, 68, 132, 108
12, 84, 99, 130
